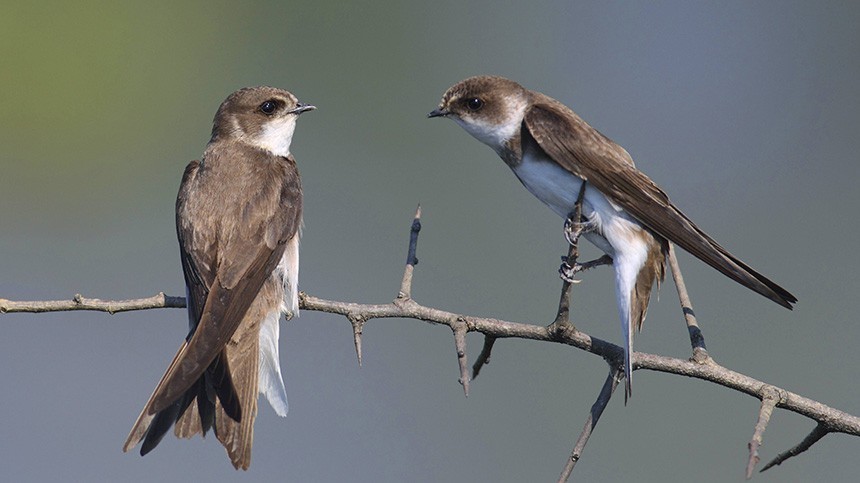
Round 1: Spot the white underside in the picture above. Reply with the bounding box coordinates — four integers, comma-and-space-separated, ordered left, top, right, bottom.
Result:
277, 235, 301, 317
512, 149, 649, 386
258, 309, 289, 416
257, 234, 300, 416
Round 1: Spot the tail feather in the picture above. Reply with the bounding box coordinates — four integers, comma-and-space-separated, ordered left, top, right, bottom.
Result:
612, 230, 667, 402
616, 258, 638, 402
215, 316, 261, 470
141, 398, 184, 456
631, 237, 668, 332
174, 377, 215, 439
124, 351, 242, 457
656, 205, 797, 309
125, 280, 283, 468
174, 389, 203, 439
623, 321, 633, 402
209, 353, 242, 422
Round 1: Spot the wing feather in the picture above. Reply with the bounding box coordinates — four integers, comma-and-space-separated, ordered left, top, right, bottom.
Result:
124, 150, 303, 456
523, 101, 796, 308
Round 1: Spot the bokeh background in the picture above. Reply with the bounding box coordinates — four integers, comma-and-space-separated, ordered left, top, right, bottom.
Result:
2, 1, 858, 481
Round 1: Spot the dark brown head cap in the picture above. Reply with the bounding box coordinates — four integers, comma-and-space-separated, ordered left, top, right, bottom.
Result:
429, 76, 528, 120
211, 86, 315, 144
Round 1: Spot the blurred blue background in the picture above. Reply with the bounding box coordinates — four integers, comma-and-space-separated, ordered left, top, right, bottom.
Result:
1, 1, 858, 481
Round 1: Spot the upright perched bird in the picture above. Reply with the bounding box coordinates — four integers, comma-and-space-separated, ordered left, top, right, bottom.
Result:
123, 86, 315, 469
429, 76, 796, 397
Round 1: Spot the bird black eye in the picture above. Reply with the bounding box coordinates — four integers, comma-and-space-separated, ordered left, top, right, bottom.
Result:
466, 97, 484, 111
260, 100, 278, 114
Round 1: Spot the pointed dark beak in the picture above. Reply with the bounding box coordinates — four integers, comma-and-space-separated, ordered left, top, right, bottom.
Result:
427, 108, 448, 118
290, 102, 316, 115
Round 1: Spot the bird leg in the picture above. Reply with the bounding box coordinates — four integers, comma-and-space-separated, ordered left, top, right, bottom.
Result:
563, 213, 589, 247
559, 184, 613, 282
560, 254, 613, 282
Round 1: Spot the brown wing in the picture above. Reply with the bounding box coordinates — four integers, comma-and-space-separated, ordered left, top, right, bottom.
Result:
175, 160, 211, 330
124, 151, 302, 454
212, 281, 278, 469
152, 151, 301, 411
523, 101, 796, 308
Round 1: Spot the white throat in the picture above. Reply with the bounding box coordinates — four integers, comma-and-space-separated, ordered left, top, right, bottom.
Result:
456, 97, 528, 152
256, 116, 297, 157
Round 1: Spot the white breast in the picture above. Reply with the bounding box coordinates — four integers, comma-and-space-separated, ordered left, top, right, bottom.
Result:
511, 148, 645, 257
512, 149, 588, 218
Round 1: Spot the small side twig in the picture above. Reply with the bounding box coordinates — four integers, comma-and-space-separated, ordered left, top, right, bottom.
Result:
397, 205, 422, 301
667, 243, 710, 363
472, 335, 496, 379
557, 369, 622, 483
452, 320, 470, 397
746, 388, 781, 478
348, 315, 365, 367
761, 423, 830, 472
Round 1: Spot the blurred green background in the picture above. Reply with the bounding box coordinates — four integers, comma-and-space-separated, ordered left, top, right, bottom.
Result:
2, 1, 858, 481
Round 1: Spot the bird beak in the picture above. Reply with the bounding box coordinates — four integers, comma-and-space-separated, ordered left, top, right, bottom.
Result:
427, 108, 449, 118
289, 103, 317, 115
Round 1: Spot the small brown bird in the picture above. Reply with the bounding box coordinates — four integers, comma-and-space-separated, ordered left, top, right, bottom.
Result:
123, 86, 315, 469
429, 76, 796, 397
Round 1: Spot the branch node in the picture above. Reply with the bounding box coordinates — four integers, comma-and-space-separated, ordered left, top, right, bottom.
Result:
690, 346, 712, 365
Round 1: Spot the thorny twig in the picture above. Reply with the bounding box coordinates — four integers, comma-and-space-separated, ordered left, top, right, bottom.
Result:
3, 207, 857, 478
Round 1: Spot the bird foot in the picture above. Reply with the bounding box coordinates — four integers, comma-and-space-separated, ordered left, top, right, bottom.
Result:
564, 215, 590, 246
559, 255, 613, 282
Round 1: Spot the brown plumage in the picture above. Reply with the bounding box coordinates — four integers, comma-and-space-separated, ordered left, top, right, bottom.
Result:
123, 86, 313, 469
430, 75, 796, 398
522, 98, 796, 309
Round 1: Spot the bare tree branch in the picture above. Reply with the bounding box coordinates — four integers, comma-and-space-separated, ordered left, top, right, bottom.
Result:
667, 244, 710, 363
557, 369, 621, 483
761, 423, 830, 472
2, 209, 857, 477
747, 387, 781, 478
397, 205, 421, 300
452, 319, 470, 397
0, 292, 185, 314
550, 182, 589, 336
471, 335, 496, 379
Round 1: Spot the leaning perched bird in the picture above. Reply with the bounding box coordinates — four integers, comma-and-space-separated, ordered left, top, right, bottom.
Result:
123, 86, 315, 469
429, 76, 796, 397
